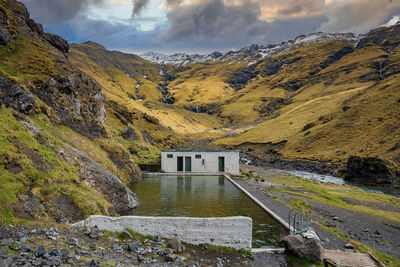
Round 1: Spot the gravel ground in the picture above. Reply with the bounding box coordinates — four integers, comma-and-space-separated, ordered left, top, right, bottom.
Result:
236, 165, 400, 262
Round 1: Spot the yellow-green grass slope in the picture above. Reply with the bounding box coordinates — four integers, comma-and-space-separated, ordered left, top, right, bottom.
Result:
215, 41, 400, 164
70, 42, 225, 136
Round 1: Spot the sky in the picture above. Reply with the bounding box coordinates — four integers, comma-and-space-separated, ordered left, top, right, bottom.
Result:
20, 0, 400, 54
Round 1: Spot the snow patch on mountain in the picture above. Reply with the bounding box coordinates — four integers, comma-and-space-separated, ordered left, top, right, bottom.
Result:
141, 32, 358, 65
381, 16, 400, 28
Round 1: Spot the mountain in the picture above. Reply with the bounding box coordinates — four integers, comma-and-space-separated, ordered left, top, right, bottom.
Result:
1, 0, 400, 225
0, 0, 167, 223
141, 32, 358, 66
72, 23, 400, 168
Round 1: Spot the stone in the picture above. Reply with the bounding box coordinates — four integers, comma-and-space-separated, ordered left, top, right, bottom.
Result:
127, 243, 138, 252
0, 258, 6, 267
35, 245, 46, 258
120, 230, 132, 239
153, 235, 162, 242
165, 254, 175, 262
0, 26, 11, 46
60, 248, 70, 256
68, 238, 79, 247
49, 248, 60, 256
121, 127, 138, 141
168, 236, 185, 253
137, 255, 144, 262
0, 247, 7, 255
346, 156, 400, 185
21, 244, 31, 252
282, 234, 323, 263
344, 243, 355, 249
89, 259, 100, 267
66, 146, 139, 213
41, 33, 69, 53
0, 75, 35, 113
0, 239, 12, 247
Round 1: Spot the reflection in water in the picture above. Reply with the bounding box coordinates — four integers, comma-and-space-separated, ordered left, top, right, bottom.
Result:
128, 175, 287, 248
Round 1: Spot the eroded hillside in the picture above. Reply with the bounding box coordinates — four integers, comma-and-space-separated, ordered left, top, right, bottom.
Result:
0, 0, 173, 223
71, 25, 400, 167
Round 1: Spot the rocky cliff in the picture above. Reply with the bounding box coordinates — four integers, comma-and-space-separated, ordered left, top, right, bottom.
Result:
0, 0, 142, 224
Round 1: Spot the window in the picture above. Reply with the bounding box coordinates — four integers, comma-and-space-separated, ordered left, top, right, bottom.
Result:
195, 154, 202, 159
167, 154, 173, 158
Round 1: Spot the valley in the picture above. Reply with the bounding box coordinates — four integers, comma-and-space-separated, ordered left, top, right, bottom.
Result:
0, 0, 400, 265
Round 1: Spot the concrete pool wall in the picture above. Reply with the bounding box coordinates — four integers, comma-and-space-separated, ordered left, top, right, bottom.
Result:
72, 215, 252, 250
72, 174, 291, 251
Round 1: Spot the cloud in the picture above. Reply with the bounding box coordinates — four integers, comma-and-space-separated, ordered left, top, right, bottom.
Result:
19, 0, 400, 53
131, 0, 150, 17
320, 0, 400, 33
20, 0, 106, 25
163, 0, 325, 48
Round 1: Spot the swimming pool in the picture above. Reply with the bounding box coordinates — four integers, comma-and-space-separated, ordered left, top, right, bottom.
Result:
128, 175, 288, 248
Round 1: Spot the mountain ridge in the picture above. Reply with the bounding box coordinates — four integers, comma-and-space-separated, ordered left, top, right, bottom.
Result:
141, 31, 359, 65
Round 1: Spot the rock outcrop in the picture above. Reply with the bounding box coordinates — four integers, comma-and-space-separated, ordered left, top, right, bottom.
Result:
64, 146, 139, 213
282, 234, 324, 263
0, 75, 35, 113
346, 156, 400, 185
121, 127, 138, 141
0, 25, 11, 45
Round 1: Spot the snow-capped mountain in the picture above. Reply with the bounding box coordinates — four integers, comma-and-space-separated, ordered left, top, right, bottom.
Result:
381, 16, 400, 28
141, 32, 359, 65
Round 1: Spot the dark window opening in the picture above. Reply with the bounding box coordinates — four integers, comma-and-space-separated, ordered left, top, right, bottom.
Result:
195, 154, 201, 159
167, 154, 173, 158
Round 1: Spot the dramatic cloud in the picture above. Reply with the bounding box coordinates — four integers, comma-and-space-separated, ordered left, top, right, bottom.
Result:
320, 0, 400, 33
20, 0, 106, 25
19, 0, 400, 53
131, 0, 149, 17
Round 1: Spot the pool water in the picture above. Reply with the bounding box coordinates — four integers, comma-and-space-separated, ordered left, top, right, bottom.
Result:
128, 175, 288, 248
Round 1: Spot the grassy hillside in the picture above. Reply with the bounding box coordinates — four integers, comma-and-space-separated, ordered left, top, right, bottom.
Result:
0, 0, 160, 223
70, 22, 400, 167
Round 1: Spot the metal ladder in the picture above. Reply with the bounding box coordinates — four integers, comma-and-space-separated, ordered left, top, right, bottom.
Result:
288, 208, 310, 233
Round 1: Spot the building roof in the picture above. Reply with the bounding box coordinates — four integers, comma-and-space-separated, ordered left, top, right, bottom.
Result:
162, 149, 239, 153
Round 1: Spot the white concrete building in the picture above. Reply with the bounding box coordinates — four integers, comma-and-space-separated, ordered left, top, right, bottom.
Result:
161, 150, 240, 175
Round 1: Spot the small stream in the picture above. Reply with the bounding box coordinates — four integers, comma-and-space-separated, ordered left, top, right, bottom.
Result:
281, 169, 400, 196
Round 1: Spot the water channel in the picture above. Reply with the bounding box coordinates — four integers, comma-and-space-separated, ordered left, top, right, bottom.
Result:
129, 175, 288, 248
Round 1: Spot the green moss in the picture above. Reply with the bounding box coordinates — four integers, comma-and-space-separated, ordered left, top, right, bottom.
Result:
271, 176, 400, 223
289, 197, 312, 210
125, 228, 155, 240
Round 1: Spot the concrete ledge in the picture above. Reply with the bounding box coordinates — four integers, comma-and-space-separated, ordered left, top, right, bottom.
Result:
251, 248, 286, 254
224, 174, 294, 232
72, 215, 252, 250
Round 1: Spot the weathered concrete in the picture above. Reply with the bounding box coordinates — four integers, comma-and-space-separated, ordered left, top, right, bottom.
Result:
224, 174, 293, 232
73, 215, 252, 249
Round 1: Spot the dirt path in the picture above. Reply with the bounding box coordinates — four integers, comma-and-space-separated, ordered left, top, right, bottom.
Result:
235, 165, 400, 264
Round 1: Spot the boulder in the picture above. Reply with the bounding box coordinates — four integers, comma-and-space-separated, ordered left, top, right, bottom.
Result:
0, 26, 11, 45
282, 234, 323, 263
42, 32, 69, 54
66, 145, 140, 213
168, 236, 184, 253
0, 75, 35, 113
346, 156, 400, 185
121, 127, 138, 141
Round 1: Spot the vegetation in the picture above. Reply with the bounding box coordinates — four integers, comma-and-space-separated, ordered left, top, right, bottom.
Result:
269, 176, 400, 223
0, 107, 112, 223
